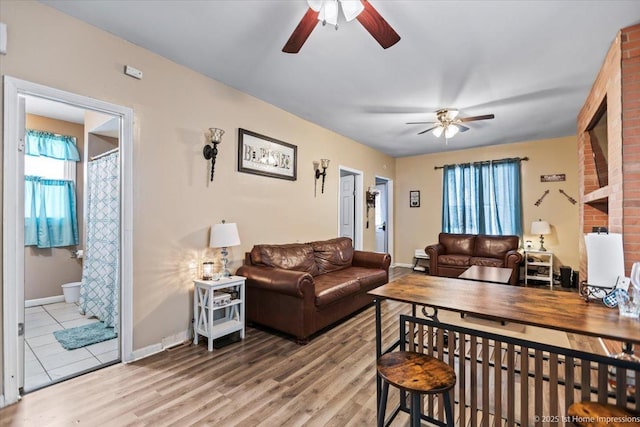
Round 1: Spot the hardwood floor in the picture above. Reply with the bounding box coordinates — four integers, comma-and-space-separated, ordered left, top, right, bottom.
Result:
0, 268, 606, 426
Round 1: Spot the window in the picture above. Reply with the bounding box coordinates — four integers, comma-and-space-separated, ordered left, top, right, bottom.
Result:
442, 159, 523, 237
24, 129, 80, 248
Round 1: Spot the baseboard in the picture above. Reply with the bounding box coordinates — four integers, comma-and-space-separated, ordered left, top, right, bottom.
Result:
130, 329, 190, 362
25, 295, 65, 308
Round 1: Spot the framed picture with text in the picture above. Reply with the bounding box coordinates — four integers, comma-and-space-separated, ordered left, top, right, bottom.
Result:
409, 190, 420, 207
238, 128, 297, 181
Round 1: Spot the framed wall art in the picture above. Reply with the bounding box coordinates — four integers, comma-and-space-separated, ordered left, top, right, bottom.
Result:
409, 190, 420, 207
238, 128, 297, 181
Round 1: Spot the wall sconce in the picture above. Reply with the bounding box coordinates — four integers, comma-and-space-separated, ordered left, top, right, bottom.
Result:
314, 158, 330, 196
366, 186, 380, 229
203, 128, 224, 181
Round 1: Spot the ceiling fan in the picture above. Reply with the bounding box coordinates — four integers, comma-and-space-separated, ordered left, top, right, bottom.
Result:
407, 108, 495, 143
282, 0, 401, 54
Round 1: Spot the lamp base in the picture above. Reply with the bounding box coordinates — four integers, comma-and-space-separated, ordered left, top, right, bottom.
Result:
221, 247, 231, 278
538, 235, 546, 252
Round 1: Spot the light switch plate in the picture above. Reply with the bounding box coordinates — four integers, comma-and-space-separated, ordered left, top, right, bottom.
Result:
0, 23, 7, 55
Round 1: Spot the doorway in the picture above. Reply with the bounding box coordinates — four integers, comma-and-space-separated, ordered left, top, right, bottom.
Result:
374, 176, 394, 258
338, 166, 363, 250
3, 76, 134, 406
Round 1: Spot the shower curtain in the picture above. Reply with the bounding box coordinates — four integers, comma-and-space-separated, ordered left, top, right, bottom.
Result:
80, 151, 119, 328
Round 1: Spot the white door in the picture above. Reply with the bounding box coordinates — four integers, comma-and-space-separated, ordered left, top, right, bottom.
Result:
375, 182, 388, 253
340, 174, 355, 242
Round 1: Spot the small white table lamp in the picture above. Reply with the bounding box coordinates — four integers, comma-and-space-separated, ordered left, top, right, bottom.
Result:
210, 220, 241, 278
531, 219, 551, 251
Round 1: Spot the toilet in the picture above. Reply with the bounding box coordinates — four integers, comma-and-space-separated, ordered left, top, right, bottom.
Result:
61, 281, 82, 303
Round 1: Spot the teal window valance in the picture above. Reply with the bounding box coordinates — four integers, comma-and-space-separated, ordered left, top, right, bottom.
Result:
25, 129, 80, 161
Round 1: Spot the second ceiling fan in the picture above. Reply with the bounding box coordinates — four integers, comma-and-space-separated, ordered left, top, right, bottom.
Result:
407, 108, 495, 142
282, 0, 400, 53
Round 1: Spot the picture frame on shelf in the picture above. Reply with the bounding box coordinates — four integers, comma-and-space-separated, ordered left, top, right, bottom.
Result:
409, 190, 420, 207
238, 128, 297, 181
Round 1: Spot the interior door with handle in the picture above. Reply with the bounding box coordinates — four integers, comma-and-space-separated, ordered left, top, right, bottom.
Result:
374, 182, 387, 253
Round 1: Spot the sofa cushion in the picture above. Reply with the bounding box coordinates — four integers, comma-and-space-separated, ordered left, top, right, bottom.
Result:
439, 233, 476, 256
313, 274, 360, 306
322, 266, 387, 292
310, 237, 354, 275
438, 254, 471, 267
250, 243, 319, 275
475, 235, 519, 259
470, 257, 504, 267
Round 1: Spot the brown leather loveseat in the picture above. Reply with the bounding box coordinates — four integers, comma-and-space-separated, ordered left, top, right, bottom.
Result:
426, 233, 522, 285
237, 237, 391, 344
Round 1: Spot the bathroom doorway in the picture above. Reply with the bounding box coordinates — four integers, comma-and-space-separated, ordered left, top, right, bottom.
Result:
3, 77, 133, 405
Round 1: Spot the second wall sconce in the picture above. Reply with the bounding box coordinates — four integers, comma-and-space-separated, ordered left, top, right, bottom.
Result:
203, 127, 224, 181
314, 158, 330, 196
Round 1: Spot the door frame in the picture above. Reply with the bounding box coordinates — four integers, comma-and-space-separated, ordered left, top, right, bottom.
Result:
337, 166, 363, 250
375, 175, 394, 262
2, 76, 134, 406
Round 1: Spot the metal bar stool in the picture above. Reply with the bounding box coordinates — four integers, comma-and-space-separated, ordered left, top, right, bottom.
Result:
377, 351, 456, 427
567, 401, 639, 427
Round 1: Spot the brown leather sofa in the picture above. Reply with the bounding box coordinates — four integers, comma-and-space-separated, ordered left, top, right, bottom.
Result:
236, 237, 391, 344
426, 233, 522, 285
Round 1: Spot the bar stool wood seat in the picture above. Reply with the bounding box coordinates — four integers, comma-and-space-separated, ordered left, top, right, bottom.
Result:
377, 351, 456, 427
567, 401, 639, 426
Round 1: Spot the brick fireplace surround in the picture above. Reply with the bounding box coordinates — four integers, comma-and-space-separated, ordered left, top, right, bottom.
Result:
578, 23, 640, 281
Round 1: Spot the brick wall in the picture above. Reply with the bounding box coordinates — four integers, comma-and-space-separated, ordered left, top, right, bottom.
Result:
577, 24, 640, 280
622, 24, 640, 272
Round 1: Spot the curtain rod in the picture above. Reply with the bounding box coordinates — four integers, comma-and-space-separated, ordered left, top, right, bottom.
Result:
27, 128, 76, 140
434, 156, 529, 170
90, 147, 119, 161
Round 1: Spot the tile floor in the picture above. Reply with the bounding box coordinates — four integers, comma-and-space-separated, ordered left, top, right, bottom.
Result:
24, 301, 119, 392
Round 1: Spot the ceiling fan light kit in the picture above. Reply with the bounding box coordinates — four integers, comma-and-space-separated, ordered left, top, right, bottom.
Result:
407, 108, 495, 143
283, 0, 400, 53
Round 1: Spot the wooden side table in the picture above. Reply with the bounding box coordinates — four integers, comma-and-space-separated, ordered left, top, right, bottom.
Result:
193, 275, 245, 351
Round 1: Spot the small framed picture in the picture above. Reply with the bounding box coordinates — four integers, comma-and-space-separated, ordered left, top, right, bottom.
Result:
409, 190, 420, 208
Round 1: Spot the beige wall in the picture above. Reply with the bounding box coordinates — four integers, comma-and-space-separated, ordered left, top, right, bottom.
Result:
24, 114, 84, 300
0, 1, 395, 356
395, 136, 580, 273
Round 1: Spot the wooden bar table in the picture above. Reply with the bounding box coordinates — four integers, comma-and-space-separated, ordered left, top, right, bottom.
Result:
370, 274, 640, 345
369, 274, 640, 425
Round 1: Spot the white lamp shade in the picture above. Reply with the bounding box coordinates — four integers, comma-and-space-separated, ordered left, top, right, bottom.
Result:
444, 124, 459, 139
432, 125, 444, 138
531, 220, 551, 235
209, 222, 241, 248
341, 0, 365, 21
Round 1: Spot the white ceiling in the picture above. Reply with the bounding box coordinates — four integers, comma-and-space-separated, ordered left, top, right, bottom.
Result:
41, 0, 640, 157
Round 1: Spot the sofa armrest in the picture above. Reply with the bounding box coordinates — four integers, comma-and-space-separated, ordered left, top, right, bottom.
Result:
236, 265, 314, 298
352, 250, 391, 271
504, 250, 523, 269
426, 243, 444, 275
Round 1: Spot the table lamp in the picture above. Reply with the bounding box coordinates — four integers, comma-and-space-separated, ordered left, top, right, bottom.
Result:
209, 220, 241, 278
531, 219, 551, 251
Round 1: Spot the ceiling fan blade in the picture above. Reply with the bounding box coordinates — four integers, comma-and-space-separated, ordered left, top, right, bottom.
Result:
356, 0, 401, 49
406, 121, 437, 125
418, 126, 439, 135
459, 114, 495, 123
458, 124, 471, 132
282, 8, 320, 53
